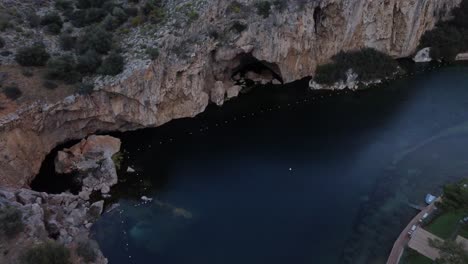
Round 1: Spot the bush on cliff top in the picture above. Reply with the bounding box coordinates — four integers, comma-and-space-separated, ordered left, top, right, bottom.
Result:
314, 48, 399, 85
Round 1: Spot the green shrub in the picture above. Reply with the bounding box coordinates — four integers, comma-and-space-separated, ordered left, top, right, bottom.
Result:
21, 242, 71, 264
54, 0, 73, 11
76, 240, 98, 263
46, 23, 62, 35
15, 44, 50, 66
40, 12, 63, 27
130, 15, 145, 27
148, 7, 166, 23
83, 8, 107, 25
43, 80, 58, 90
98, 52, 124, 75
76, 49, 102, 74
27, 12, 41, 28
46, 55, 81, 84
68, 10, 87, 27
112, 7, 128, 23
418, 0, 468, 61
273, 0, 287, 11
227, 1, 244, 14
187, 10, 199, 22
0, 12, 13, 31
112, 152, 123, 170
76, 0, 110, 9
59, 33, 76, 51
255, 1, 272, 18
0, 206, 24, 238
76, 27, 113, 54
231, 21, 247, 33
146, 47, 159, 60
125, 7, 139, 17
76, 82, 94, 94
314, 48, 399, 85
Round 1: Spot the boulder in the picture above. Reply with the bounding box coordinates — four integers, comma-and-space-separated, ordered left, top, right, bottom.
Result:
55, 135, 121, 174
413, 47, 432, 62
210, 81, 226, 106
226, 85, 242, 99
55, 135, 121, 199
456, 52, 468, 61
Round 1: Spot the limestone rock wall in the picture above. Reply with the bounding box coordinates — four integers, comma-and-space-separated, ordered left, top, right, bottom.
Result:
0, 0, 461, 187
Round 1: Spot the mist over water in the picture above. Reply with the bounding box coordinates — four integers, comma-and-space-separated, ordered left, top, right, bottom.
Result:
92, 64, 468, 264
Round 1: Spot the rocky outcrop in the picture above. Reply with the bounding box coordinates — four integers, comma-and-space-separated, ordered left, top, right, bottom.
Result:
413, 47, 432, 62
55, 135, 121, 200
0, 188, 107, 264
0, 0, 462, 187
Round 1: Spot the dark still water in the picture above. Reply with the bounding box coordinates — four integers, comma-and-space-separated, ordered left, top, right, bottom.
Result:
92, 64, 468, 264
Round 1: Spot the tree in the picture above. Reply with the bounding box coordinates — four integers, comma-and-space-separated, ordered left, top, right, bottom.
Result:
430, 239, 468, 264
76, 27, 113, 54
46, 55, 82, 84
76, 49, 102, 74
255, 1, 272, 18
437, 179, 468, 212
98, 52, 124, 75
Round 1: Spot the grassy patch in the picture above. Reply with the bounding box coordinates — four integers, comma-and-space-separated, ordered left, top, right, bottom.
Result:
426, 211, 464, 239
401, 248, 433, 264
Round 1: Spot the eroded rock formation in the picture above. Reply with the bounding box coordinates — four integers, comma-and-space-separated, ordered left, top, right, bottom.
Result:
0, 0, 462, 188
0, 188, 108, 264
55, 135, 121, 200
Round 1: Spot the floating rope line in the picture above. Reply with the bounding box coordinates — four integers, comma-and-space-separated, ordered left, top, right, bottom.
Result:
125, 64, 448, 148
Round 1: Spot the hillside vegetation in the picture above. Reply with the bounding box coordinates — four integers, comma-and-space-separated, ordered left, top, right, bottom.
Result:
419, 0, 468, 60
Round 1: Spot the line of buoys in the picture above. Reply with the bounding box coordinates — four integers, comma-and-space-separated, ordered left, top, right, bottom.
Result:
129, 65, 448, 147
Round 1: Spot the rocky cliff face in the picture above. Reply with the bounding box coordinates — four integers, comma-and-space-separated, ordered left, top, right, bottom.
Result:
0, 0, 461, 187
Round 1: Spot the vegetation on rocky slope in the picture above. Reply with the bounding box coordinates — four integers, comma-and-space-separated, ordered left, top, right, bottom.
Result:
20, 241, 71, 264
419, 0, 468, 61
314, 48, 399, 85
1, 0, 171, 95
0, 206, 24, 239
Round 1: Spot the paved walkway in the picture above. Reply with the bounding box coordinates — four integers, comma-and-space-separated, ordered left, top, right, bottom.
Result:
386, 199, 439, 264
408, 228, 442, 260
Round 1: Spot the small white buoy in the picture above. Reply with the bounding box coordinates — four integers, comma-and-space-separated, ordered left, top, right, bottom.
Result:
289, 168, 292, 171
127, 166, 136, 173
141, 196, 153, 202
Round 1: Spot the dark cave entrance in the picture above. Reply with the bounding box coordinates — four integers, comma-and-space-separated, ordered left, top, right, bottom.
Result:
231, 53, 283, 85
31, 140, 82, 195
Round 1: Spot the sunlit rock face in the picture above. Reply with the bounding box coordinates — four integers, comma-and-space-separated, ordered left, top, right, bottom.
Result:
0, 0, 461, 187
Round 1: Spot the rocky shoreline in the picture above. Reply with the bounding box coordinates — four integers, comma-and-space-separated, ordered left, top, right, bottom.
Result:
0, 135, 123, 263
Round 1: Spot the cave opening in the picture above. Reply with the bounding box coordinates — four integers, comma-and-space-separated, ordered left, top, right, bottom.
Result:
31, 140, 82, 195
231, 53, 283, 85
